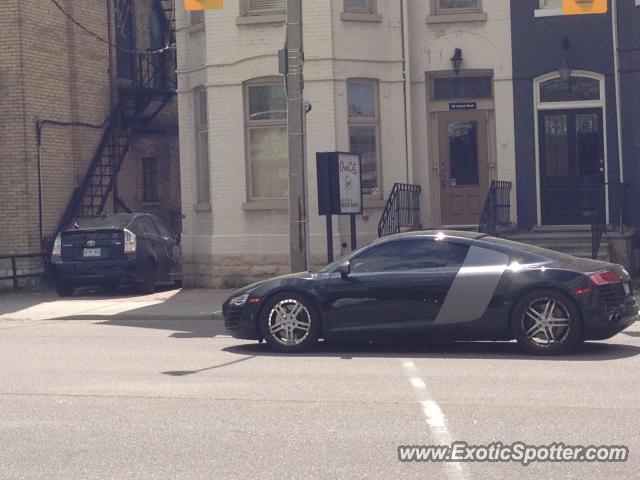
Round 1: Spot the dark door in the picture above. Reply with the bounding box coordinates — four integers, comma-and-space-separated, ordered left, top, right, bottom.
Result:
324, 239, 469, 335
439, 110, 490, 226
539, 109, 605, 225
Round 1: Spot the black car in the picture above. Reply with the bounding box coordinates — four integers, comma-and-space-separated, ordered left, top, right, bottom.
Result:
51, 213, 182, 297
223, 231, 638, 355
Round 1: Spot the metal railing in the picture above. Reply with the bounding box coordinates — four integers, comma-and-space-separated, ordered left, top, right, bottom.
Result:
137, 49, 177, 92
478, 180, 513, 236
591, 182, 628, 259
0, 253, 48, 290
378, 183, 422, 237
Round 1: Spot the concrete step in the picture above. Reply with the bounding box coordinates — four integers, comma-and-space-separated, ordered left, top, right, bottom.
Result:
503, 229, 609, 260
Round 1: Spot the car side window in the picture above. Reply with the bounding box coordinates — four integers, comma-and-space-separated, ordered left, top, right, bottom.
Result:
350, 239, 469, 273
151, 216, 175, 241
134, 217, 160, 237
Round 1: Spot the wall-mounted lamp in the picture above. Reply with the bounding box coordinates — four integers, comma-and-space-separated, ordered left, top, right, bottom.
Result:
558, 58, 572, 82
450, 48, 463, 76
558, 37, 572, 81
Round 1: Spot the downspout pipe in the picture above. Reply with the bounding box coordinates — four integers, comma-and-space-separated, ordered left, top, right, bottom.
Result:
401, 0, 413, 184
612, 0, 624, 185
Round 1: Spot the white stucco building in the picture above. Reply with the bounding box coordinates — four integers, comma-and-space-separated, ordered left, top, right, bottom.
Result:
176, 0, 515, 287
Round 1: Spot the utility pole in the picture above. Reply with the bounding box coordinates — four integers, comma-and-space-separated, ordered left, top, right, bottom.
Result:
286, 0, 308, 272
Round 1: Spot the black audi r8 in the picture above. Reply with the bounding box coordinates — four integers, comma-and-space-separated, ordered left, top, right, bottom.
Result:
223, 231, 638, 355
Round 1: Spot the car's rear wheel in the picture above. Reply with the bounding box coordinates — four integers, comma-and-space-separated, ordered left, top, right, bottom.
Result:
55, 282, 74, 297
137, 262, 157, 295
259, 292, 320, 353
512, 290, 583, 355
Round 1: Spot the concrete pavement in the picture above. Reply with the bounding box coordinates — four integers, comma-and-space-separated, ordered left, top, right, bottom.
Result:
0, 288, 234, 322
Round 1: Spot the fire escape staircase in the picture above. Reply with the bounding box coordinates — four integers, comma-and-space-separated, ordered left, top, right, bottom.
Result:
56, 0, 176, 234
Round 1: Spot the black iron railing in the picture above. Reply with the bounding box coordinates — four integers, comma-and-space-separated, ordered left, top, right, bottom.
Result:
137, 49, 177, 92
591, 182, 628, 259
478, 180, 513, 236
0, 253, 48, 290
378, 183, 422, 237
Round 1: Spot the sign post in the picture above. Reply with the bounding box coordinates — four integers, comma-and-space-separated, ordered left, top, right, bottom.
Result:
317, 152, 363, 263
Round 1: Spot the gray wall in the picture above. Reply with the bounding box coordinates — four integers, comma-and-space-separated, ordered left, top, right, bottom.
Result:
511, 0, 619, 229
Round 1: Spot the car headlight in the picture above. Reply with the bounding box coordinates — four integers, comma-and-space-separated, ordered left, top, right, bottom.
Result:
230, 294, 250, 307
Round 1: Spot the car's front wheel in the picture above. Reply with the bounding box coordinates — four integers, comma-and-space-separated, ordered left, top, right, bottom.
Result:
259, 292, 320, 353
512, 290, 583, 355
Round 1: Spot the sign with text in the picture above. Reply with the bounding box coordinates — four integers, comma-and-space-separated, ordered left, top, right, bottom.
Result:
317, 152, 363, 216
184, 0, 223, 11
338, 153, 362, 214
563, 0, 607, 15
449, 102, 477, 111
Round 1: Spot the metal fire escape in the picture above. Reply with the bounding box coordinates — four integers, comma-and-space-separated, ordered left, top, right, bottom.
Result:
57, 0, 176, 233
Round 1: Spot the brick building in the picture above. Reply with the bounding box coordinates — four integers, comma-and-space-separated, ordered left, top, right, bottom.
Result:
0, 0, 180, 285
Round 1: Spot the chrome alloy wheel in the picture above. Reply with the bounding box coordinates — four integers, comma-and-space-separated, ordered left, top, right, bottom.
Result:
267, 299, 312, 346
522, 298, 571, 347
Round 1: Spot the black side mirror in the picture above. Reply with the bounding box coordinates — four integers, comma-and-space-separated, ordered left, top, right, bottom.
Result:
337, 260, 351, 280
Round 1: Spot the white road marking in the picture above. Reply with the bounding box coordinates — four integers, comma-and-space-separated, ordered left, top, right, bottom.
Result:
402, 359, 466, 480
410, 377, 426, 390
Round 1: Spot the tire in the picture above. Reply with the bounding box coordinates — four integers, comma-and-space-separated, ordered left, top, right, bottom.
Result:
259, 292, 320, 353
55, 282, 74, 297
137, 262, 157, 295
511, 289, 583, 355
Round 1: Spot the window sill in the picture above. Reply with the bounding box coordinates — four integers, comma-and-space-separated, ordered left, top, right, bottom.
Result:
236, 14, 286, 25
194, 203, 211, 213
534, 8, 563, 17
426, 12, 487, 24
142, 201, 160, 207
341, 12, 383, 23
243, 199, 288, 211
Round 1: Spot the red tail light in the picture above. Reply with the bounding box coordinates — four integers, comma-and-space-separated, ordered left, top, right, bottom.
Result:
589, 270, 621, 286
124, 229, 137, 254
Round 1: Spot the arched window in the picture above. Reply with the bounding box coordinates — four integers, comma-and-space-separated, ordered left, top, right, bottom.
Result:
539, 76, 600, 103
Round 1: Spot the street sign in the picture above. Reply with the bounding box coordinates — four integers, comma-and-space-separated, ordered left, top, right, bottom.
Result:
317, 152, 363, 262
449, 102, 477, 111
184, 0, 223, 11
563, 0, 607, 15
317, 152, 363, 216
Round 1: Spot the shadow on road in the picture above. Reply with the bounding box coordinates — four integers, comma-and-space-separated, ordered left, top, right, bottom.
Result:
223, 339, 640, 362
162, 356, 257, 377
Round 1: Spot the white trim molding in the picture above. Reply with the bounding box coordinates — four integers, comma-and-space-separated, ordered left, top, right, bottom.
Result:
532, 71, 608, 226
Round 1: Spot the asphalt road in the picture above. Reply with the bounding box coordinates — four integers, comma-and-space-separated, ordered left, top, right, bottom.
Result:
1, 316, 639, 479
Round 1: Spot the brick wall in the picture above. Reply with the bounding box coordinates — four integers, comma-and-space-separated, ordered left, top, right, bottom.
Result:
0, 0, 180, 263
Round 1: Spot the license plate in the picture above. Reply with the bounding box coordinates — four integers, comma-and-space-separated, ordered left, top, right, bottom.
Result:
83, 248, 101, 258
623, 283, 631, 296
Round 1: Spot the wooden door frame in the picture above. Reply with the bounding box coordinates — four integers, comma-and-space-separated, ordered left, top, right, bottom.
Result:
426, 70, 497, 227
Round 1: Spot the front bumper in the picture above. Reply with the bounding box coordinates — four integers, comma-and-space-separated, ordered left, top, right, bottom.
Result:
223, 300, 262, 340
51, 258, 138, 285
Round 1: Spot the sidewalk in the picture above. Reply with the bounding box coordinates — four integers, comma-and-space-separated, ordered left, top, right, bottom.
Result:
0, 288, 234, 322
